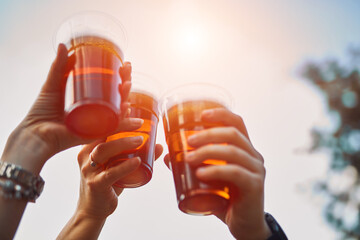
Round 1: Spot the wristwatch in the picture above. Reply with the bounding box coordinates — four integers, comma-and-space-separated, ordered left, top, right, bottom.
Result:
0, 162, 44, 202
265, 212, 288, 240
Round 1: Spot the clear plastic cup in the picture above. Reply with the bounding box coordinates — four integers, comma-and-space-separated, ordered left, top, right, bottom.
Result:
105, 72, 160, 188
54, 11, 127, 138
161, 82, 233, 215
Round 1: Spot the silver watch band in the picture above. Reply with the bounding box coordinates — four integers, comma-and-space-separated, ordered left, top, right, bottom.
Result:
0, 162, 44, 202
0, 179, 38, 202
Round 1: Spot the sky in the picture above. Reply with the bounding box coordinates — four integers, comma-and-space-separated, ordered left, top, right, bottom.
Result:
1, 0, 360, 239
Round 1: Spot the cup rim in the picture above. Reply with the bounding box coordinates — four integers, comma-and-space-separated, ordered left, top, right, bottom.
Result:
130, 71, 162, 100
159, 82, 234, 115
52, 10, 128, 53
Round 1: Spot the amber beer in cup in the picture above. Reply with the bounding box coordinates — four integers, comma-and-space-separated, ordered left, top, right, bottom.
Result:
162, 83, 233, 215
54, 12, 127, 138
105, 73, 160, 188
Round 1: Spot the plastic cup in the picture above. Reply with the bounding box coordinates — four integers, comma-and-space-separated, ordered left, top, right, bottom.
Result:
105, 72, 160, 188
54, 11, 127, 138
161, 83, 233, 215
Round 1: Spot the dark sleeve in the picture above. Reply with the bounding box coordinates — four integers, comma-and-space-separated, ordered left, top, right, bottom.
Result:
265, 212, 288, 240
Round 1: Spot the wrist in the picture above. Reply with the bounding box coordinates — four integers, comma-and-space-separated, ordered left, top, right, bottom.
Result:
1, 126, 52, 175
74, 209, 108, 224
72, 210, 107, 236
237, 220, 272, 240
229, 216, 272, 240
57, 210, 106, 240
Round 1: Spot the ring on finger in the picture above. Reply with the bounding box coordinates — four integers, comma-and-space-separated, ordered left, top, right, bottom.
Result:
89, 155, 97, 167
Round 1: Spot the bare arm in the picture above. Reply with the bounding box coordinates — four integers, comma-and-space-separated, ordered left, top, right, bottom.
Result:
0, 44, 133, 239
57, 136, 163, 240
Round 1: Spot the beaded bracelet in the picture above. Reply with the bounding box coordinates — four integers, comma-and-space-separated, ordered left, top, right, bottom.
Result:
0, 162, 44, 202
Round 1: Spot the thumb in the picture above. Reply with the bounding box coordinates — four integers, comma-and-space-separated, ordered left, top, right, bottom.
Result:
41, 43, 69, 93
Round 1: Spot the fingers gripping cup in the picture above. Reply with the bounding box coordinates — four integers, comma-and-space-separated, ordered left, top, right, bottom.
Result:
162, 83, 233, 215
54, 11, 127, 138
105, 73, 160, 188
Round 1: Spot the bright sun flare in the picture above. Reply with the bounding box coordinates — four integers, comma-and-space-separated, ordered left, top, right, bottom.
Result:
175, 26, 206, 55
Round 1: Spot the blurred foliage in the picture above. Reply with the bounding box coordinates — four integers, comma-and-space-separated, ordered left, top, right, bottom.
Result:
301, 46, 360, 239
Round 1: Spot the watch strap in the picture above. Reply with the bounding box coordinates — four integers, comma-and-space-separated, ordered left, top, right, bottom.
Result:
0, 161, 44, 202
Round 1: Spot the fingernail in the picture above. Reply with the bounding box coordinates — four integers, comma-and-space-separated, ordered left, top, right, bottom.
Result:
202, 109, 214, 118
124, 102, 131, 108
129, 157, 141, 167
185, 152, 195, 162
123, 62, 131, 67
132, 118, 144, 125
132, 136, 144, 144
196, 167, 207, 176
187, 134, 197, 144
56, 43, 67, 57
126, 108, 132, 117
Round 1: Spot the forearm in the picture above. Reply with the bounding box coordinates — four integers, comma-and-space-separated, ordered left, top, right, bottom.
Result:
0, 198, 27, 240
0, 126, 50, 239
57, 211, 106, 240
